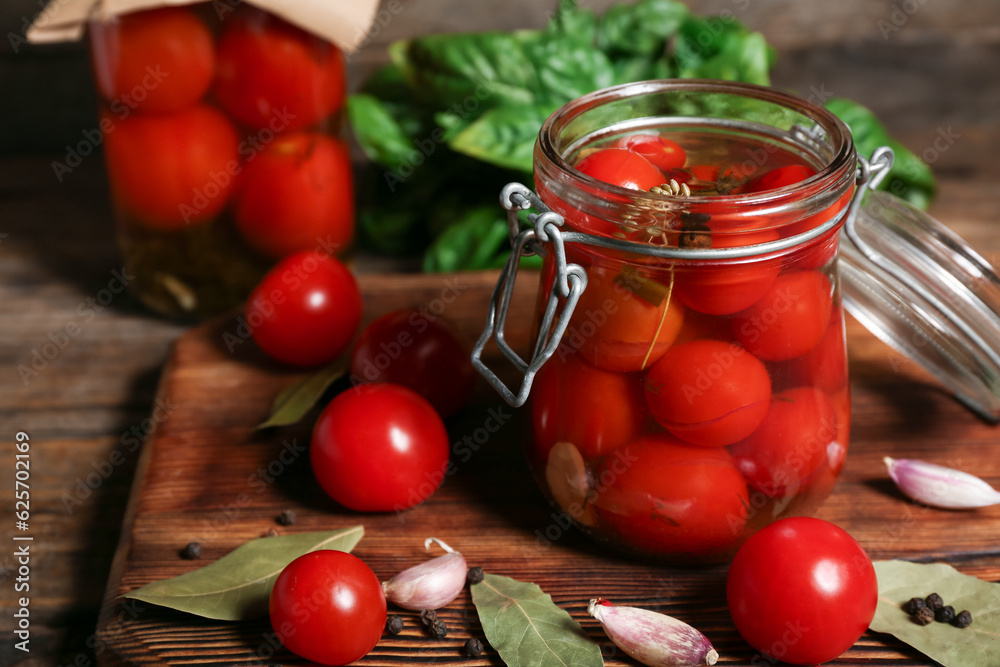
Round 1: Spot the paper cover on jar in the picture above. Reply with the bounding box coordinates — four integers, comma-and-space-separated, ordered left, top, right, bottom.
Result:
27, 0, 380, 53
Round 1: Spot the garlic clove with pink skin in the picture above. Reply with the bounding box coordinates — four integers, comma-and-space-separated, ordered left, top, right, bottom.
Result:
588, 598, 718, 667
884, 457, 1000, 509
382, 538, 468, 611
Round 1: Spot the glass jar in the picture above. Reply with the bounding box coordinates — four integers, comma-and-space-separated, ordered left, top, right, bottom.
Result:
479, 80, 861, 564
88, 3, 352, 319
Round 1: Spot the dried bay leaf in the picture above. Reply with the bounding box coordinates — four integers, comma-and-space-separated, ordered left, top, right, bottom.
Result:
471, 573, 603, 667
123, 526, 363, 620
256, 362, 345, 429
871, 560, 1000, 666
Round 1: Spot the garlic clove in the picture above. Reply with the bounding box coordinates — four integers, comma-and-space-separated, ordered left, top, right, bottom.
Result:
382, 538, 468, 611
884, 457, 1000, 509
588, 598, 718, 667
545, 442, 597, 527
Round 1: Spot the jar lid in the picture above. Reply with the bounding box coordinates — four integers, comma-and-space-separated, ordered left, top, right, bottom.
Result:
840, 187, 1000, 422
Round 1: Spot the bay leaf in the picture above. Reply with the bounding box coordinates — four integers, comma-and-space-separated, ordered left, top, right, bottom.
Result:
123, 525, 363, 620
256, 362, 345, 429
871, 560, 1000, 666
471, 573, 604, 667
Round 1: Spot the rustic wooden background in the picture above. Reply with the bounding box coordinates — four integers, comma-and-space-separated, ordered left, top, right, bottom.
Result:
1, 0, 999, 665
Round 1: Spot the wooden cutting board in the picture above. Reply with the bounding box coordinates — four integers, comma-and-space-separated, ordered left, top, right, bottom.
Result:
95, 270, 1000, 666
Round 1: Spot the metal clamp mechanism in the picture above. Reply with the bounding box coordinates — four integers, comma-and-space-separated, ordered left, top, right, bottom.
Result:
844, 145, 894, 252
470, 184, 587, 407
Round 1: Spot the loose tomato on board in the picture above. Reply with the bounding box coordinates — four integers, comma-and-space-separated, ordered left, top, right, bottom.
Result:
531, 350, 647, 463
593, 434, 750, 558
214, 9, 345, 131
570, 265, 685, 372
615, 134, 687, 170
246, 251, 361, 367
90, 7, 214, 113
644, 339, 771, 447
727, 517, 878, 665
311, 383, 450, 512
103, 105, 239, 230
731, 270, 833, 361
729, 387, 836, 497
233, 133, 354, 259
270, 550, 386, 666
349, 309, 475, 417
576, 148, 664, 192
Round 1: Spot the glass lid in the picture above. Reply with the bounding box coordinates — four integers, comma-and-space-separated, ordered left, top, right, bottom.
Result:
840, 158, 1000, 422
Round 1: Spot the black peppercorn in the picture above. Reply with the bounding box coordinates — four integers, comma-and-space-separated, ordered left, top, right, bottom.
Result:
385, 615, 404, 635
953, 610, 973, 628
914, 606, 935, 626
925, 593, 944, 611
277, 509, 296, 526
935, 605, 956, 623
429, 618, 448, 639
180, 542, 202, 560
419, 609, 438, 626
465, 637, 484, 658
467, 566, 485, 586
902, 597, 926, 615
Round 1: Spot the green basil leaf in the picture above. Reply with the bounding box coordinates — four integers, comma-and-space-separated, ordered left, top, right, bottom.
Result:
449, 104, 554, 173
346, 94, 422, 171
123, 527, 364, 620
597, 0, 688, 58
675, 16, 773, 86
471, 573, 603, 667
825, 97, 936, 209
423, 206, 511, 273
256, 363, 346, 429
871, 560, 1000, 666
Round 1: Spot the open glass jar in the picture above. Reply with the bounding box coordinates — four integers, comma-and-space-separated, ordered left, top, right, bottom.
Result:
88, 3, 352, 319
477, 80, 871, 564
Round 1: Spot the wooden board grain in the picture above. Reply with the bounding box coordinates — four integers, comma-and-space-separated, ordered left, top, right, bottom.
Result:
94, 270, 1000, 666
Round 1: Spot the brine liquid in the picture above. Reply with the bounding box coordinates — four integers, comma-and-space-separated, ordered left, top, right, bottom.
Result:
530, 127, 850, 564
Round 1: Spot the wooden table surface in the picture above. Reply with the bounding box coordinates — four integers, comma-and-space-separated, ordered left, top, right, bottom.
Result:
1, 1, 999, 665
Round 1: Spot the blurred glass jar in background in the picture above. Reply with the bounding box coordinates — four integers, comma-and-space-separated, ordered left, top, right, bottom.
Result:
89, 3, 353, 319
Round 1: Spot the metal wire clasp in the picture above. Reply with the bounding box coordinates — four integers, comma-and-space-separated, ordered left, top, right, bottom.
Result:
470, 183, 587, 407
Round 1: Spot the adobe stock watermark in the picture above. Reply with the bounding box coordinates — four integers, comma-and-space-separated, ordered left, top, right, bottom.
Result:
17, 267, 135, 385
392, 405, 513, 521
179, 107, 297, 224
51, 68, 170, 182
526, 447, 639, 555
384, 77, 497, 192
62, 397, 177, 514
222, 237, 342, 354
198, 438, 307, 541
877, 0, 931, 41
348, 278, 470, 385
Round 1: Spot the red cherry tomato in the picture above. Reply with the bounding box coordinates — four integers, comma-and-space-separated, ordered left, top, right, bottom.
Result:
103, 106, 239, 230
214, 10, 345, 131
575, 148, 664, 191
727, 517, 878, 665
779, 307, 847, 392
569, 265, 685, 372
349, 309, 475, 417
311, 383, 450, 511
644, 339, 771, 447
675, 229, 781, 316
233, 133, 354, 259
246, 251, 361, 367
616, 134, 687, 170
593, 434, 750, 559
731, 270, 833, 361
730, 387, 836, 497
90, 7, 214, 113
269, 550, 386, 665
744, 164, 818, 194
531, 350, 647, 463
